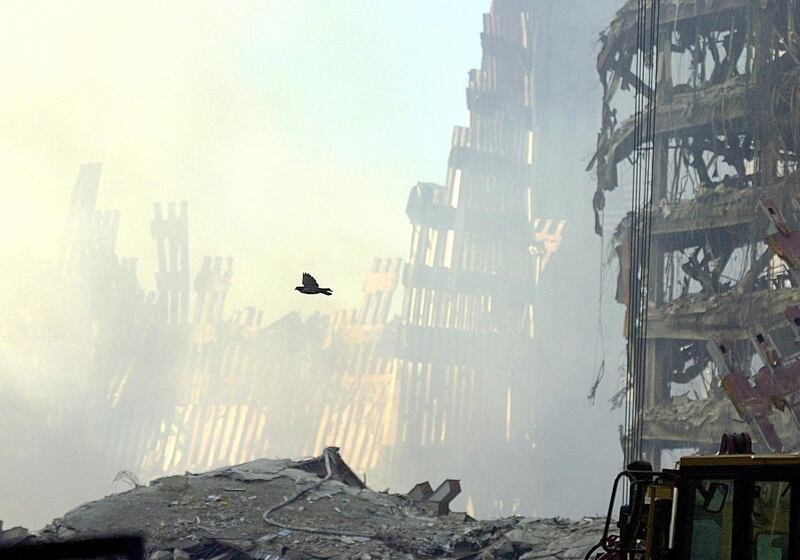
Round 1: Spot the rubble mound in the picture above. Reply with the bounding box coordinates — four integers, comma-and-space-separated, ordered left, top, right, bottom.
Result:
24, 449, 604, 559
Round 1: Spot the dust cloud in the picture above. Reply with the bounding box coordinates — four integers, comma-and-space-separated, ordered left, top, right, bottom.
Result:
1, 0, 625, 530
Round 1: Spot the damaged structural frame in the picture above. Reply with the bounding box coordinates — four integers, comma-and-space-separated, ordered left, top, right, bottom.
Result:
589, 0, 800, 464
16, 0, 562, 521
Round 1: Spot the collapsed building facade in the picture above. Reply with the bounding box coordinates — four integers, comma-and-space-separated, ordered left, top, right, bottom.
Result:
3, 160, 408, 525
3, 0, 577, 525
62, 162, 407, 478
383, 0, 555, 514
590, 0, 800, 466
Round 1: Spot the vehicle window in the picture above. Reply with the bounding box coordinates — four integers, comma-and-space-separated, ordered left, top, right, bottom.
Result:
752, 481, 791, 560
688, 479, 734, 560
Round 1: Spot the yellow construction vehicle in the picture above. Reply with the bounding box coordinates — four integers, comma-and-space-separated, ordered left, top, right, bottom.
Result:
586, 433, 796, 560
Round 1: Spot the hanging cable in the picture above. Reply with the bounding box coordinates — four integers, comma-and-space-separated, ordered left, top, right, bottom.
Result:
624, 0, 647, 470
637, 0, 662, 465
624, 0, 662, 470
623, 0, 644, 472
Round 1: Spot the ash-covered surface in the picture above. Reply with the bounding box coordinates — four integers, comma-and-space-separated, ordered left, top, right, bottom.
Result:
20, 451, 605, 560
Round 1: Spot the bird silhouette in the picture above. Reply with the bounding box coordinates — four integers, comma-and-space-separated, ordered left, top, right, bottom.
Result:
295, 273, 332, 295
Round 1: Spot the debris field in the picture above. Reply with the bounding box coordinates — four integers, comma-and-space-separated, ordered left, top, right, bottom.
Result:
20, 448, 604, 560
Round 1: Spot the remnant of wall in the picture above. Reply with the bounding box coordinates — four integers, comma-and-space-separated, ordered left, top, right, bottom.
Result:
2, 0, 580, 526
380, 0, 559, 517
590, 0, 800, 465
0, 162, 406, 527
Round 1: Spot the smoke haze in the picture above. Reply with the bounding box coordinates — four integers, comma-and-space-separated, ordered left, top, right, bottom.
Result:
1, 0, 626, 529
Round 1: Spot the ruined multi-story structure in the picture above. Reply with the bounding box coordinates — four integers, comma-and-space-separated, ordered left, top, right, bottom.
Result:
4, 0, 593, 527
378, 0, 559, 516
591, 0, 800, 467
120, 208, 405, 481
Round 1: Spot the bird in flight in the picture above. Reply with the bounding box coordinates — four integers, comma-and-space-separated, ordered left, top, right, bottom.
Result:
295, 273, 332, 296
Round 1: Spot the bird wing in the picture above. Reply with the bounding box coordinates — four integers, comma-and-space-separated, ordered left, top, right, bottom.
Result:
302, 273, 319, 288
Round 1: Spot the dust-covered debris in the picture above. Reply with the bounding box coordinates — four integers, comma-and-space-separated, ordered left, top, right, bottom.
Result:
12, 449, 604, 559
0, 522, 30, 547
406, 480, 463, 518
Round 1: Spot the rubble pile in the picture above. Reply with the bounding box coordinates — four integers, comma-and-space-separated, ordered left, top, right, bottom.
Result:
17, 449, 604, 559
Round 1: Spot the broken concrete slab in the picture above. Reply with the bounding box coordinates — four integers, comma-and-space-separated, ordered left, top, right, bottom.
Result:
0, 525, 30, 546
153, 475, 190, 492
294, 447, 366, 489
406, 482, 433, 502
406, 479, 462, 517
429, 479, 461, 515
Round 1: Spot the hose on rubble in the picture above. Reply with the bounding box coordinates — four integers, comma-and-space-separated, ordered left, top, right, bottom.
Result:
261, 448, 377, 539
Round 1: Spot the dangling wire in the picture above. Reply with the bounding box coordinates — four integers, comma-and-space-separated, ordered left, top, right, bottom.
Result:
590, 206, 607, 405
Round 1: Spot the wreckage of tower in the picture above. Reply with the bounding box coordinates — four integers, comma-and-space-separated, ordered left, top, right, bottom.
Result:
591, 0, 800, 465
383, 0, 563, 516
2, 0, 576, 525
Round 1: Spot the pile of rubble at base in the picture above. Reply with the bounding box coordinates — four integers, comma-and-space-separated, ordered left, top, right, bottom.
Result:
15, 448, 605, 559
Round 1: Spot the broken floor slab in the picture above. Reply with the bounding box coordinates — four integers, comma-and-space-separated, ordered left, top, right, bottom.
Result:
646, 287, 800, 341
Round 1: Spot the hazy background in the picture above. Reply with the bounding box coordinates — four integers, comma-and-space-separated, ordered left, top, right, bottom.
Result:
1, 0, 625, 528
0, 0, 498, 317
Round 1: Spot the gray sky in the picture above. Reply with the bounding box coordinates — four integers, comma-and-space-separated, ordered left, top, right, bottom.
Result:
0, 0, 489, 320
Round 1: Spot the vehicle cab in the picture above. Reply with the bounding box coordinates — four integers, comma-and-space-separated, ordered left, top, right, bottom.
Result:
588, 437, 800, 560
672, 454, 799, 560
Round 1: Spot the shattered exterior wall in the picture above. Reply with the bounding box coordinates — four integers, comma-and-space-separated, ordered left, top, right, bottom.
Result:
591, 0, 800, 465
126, 252, 405, 479
381, 0, 552, 517
2, 1, 583, 526
1, 162, 406, 524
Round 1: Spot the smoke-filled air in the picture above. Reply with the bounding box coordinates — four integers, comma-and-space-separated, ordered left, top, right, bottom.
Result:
6, 0, 620, 528
12, 0, 795, 557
